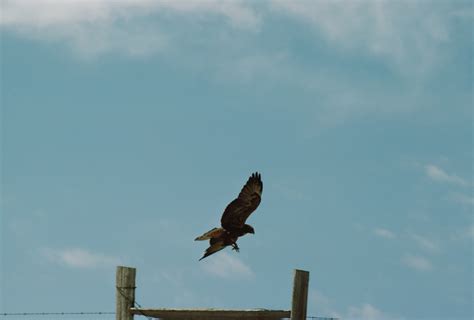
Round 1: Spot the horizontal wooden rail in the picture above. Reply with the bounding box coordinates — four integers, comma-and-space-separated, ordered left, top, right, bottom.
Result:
130, 308, 291, 320
117, 266, 309, 320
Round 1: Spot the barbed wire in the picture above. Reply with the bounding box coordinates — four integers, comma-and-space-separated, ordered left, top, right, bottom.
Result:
115, 286, 154, 320
1, 314, 114, 316
1, 311, 338, 319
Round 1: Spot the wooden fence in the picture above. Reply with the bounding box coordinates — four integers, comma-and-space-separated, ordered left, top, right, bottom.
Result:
116, 266, 309, 320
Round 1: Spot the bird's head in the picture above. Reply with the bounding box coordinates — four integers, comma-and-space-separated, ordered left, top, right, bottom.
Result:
243, 224, 255, 235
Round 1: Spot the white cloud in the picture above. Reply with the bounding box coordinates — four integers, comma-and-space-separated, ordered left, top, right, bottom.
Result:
309, 289, 330, 309
469, 225, 474, 239
374, 228, 396, 239
0, 0, 259, 57
152, 268, 212, 307
1, 0, 463, 71
308, 290, 341, 319
0, 0, 260, 29
201, 252, 253, 279
402, 254, 433, 271
449, 192, 474, 206
410, 234, 439, 253
457, 225, 474, 240
41, 247, 121, 269
450, 8, 474, 19
272, 181, 307, 201
424, 164, 468, 186
449, 225, 474, 244
157, 0, 261, 30
347, 303, 400, 320
270, 0, 453, 73
308, 290, 402, 320
214, 51, 291, 84
0, 0, 468, 126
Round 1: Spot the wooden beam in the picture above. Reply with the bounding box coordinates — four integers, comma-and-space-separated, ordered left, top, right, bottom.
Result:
116, 266, 136, 320
290, 269, 309, 320
130, 308, 291, 320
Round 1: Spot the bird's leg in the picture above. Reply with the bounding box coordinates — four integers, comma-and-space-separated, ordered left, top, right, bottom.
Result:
231, 242, 240, 252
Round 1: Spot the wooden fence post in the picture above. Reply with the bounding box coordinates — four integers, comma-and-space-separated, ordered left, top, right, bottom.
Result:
291, 269, 309, 320
116, 266, 136, 320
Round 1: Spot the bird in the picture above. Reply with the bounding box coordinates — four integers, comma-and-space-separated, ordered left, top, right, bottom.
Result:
195, 172, 263, 261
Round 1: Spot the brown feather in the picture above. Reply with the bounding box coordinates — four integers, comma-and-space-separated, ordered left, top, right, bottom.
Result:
199, 241, 227, 261
194, 227, 226, 241
221, 172, 263, 232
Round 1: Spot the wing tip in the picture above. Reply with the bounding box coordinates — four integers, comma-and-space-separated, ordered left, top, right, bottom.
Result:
250, 171, 261, 181
195, 235, 206, 241
250, 171, 263, 191
198, 242, 226, 261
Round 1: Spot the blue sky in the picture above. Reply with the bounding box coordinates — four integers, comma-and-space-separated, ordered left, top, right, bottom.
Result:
1, 1, 472, 319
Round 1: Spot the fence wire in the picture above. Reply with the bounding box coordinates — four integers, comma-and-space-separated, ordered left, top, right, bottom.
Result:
1, 314, 114, 316
1, 312, 338, 320
0, 313, 115, 320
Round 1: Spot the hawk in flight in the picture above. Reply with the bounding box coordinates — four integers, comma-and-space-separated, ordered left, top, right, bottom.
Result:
195, 172, 263, 260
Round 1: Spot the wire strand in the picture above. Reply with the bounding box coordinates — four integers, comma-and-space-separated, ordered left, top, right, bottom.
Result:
1, 313, 114, 316
1, 311, 338, 319
115, 286, 153, 320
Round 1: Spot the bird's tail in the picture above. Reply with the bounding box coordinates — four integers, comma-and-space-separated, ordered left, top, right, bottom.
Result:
194, 227, 225, 241
199, 241, 227, 261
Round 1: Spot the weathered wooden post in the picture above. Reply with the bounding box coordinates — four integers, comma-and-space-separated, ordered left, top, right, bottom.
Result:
116, 266, 136, 320
290, 269, 309, 320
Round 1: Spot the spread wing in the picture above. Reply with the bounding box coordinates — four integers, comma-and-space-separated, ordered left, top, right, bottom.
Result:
221, 172, 263, 231
199, 240, 227, 261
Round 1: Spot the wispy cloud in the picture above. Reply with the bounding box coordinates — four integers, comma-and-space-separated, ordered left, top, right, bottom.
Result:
457, 225, 474, 240
308, 290, 402, 320
270, 0, 453, 73
410, 234, 439, 253
308, 290, 400, 320
402, 254, 433, 271
374, 228, 396, 239
151, 268, 219, 307
41, 247, 121, 269
424, 164, 468, 186
347, 303, 401, 320
449, 225, 474, 243
1, 0, 465, 71
308, 290, 341, 319
1, 0, 469, 126
272, 182, 307, 201
469, 225, 474, 239
201, 252, 253, 279
0, 0, 259, 58
450, 8, 474, 19
448, 192, 474, 206
1, 0, 260, 29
